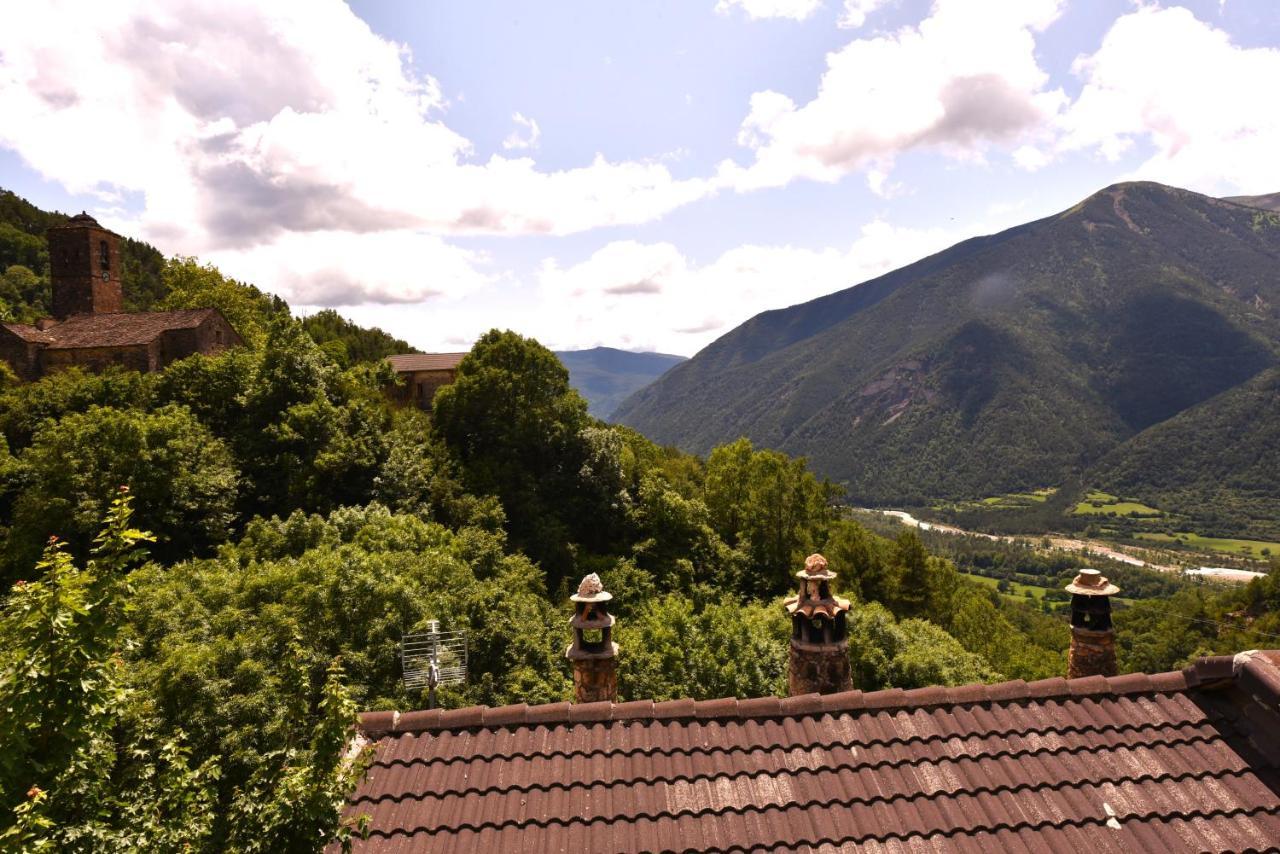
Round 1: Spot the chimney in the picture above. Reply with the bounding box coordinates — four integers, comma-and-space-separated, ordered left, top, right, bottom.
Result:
785, 554, 853, 695
1066, 569, 1120, 679
566, 573, 618, 703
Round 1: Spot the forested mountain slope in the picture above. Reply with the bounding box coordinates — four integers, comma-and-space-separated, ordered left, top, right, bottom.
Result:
1225, 191, 1280, 213
1089, 366, 1280, 540
616, 182, 1280, 507
555, 347, 685, 419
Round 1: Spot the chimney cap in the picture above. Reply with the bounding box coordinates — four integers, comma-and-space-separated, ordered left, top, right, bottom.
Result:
796, 553, 837, 581
1065, 568, 1120, 597
570, 572, 613, 603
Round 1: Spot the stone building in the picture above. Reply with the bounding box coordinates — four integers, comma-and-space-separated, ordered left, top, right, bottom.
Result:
384, 352, 466, 409
0, 214, 241, 380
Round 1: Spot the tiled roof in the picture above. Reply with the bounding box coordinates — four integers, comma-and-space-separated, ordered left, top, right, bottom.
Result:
341, 651, 1280, 852
1, 323, 56, 344
386, 353, 467, 373
40, 309, 218, 349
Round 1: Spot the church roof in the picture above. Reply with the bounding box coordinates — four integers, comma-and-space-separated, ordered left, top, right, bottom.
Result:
38, 309, 220, 349
1, 323, 57, 344
339, 650, 1280, 852
386, 353, 467, 373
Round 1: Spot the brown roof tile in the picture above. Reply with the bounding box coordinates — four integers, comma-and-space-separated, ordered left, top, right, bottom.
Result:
341, 652, 1280, 852
39, 309, 219, 349
1, 323, 56, 344
386, 353, 467, 373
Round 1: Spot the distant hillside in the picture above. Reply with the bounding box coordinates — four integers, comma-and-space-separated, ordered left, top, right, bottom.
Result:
616, 182, 1280, 522
1089, 366, 1280, 540
1, 187, 402, 364
555, 347, 685, 419
1224, 191, 1280, 213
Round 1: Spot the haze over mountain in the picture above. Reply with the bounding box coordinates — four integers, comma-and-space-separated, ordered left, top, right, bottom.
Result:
555, 347, 685, 420
616, 182, 1280, 529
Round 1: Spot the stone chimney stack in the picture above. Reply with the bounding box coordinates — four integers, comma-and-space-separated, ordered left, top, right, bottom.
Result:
566, 573, 618, 703
785, 554, 853, 696
1066, 569, 1120, 679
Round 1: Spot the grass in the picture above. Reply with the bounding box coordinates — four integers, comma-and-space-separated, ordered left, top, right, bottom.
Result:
1072, 490, 1163, 517
961, 571, 1050, 602
1134, 531, 1280, 558
938, 488, 1057, 513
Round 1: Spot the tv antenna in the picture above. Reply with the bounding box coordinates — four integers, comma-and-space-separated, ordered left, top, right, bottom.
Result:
401, 620, 467, 709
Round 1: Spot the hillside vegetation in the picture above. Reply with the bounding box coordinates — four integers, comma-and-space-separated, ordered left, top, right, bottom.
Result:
617, 182, 1280, 536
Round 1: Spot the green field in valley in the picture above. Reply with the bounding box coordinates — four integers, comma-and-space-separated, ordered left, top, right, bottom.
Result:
937, 488, 1057, 513
961, 571, 1051, 602
1072, 491, 1163, 517
1135, 531, 1280, 558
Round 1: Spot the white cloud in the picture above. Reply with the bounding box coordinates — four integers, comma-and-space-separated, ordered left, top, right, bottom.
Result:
205, 230, 494, 306
719, 0, 1067, 191
715, 0, 824, 22
837, 0, 891, 30
0, 0, 712, 308
502, 112, 541, 151
529, 220, 961, 354
1057, 5, 1280, 194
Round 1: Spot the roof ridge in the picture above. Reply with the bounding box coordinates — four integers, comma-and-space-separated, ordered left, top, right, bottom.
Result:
353, 730, 1249, 806
355, 770, 1280, 842
360, 659, 1258, 735
368, 718, 1232, 769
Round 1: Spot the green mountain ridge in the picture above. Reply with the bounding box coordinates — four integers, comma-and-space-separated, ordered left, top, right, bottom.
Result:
1088, 366, 1280, 540
555, 346, 685, 419
616, 182, 1280, 527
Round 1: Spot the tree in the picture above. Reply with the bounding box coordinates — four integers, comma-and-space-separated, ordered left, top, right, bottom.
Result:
5, 405, 239, 579
235, 317, 393, 519
432, 330, 604, 583
617, 593, 789, 702
845, 603, 1000, 691
703, 438, 837, 597
0, 493, 220, 850
159, 256, 285, 348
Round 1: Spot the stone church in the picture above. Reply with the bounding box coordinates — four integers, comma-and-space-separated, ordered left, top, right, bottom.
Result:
0, 214, 241, 381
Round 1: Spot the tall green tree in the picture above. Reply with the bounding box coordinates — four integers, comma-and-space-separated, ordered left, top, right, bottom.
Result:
703, 438, 838, 596
4, 404, 239, 579
432, 330, 615, 584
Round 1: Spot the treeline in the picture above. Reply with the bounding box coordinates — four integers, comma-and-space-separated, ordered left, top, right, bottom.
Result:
2, 243, 1278, 849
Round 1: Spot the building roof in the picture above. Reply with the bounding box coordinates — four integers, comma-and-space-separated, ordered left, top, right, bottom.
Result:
38, 309, 220, 349
1, 323, 57, 344
386, 353, 467, 373
340, 651, 1280, 852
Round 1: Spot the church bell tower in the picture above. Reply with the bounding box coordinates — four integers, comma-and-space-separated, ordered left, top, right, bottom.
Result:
47, 213, 124, 319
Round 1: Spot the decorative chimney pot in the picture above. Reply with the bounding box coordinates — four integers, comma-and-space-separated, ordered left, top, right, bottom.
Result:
566, 573, 618, 703
1066, 569, 1120, 679
784, 554, 854, 695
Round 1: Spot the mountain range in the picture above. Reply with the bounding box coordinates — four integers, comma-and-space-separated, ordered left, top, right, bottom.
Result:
556, 347, 685, 420
616, 182, 1280, 538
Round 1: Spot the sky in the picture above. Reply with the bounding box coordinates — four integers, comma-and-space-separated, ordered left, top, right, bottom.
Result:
2, 0, 1279, 356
